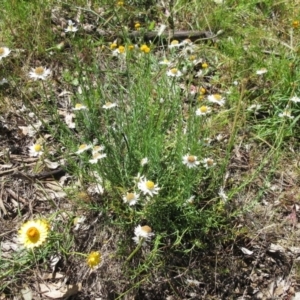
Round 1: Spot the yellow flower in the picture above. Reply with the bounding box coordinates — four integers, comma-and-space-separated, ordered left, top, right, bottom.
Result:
140, 44, 150, 53
135, 23, 141, 30
117, 1, 124, 5
110, 43, 118, 50
202, 62, 208, 69
87, 251, 101, 268
18, 219, 49, 249
292, 20, 299, 28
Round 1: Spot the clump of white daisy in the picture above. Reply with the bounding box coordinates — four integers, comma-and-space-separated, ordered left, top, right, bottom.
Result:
182, 154, 199, 168
167, 68, 182, 77
65, 20, 78, 33
73, 103, 87, 110
102, 102, 118, 109
196, 105, 211, 116
29, 66, 51, 81
123, 192, 140, 206
138, 177, 160, 197
0, 47, 11, 60
279, 110, 294, 119
132, 225, 154, 245
29, 143, 44, 157
207, 94, 225, 106
75, 144, 92, 154
202, 158, 216, 169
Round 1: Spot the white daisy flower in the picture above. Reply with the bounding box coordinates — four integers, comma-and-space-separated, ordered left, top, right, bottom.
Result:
132, 225, 154, 245
102, 102, 118, 109
75, 144, 92, 154
168, 40, 181, 49
123, 192, 140, 206
196, 105, 211, 116
166, 68, 182, 77
29, 143, 43, 157
278, 110, 294, 119
0, 47, 11, 60
65, 20, 78, 33
92, 145, 105, 155
207, 94, 225, 106
247, 104, 262, 113
182, 154, 200, 168
256, 68, 267, 75
140, 157, 148, 166
158, 59, 171, 66
29, 66, 51, 81
73, 103, 87, 110
89, 152, 107, 164
202, 158, 216, 169
184, 195, 195, 206
290, 96, 300, 103
138, 178, 160, 197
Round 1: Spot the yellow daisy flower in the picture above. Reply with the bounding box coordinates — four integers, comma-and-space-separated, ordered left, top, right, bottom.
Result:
18, 219, 49, 249
87, 251, 101, 268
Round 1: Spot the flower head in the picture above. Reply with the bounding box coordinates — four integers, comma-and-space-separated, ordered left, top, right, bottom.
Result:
182, 154, 200, 168
29, 66, 51, 80
75, 143, 92, 154
123, 192, 140, 206
102, 102, 118, 109
279, 110, 294, 119
140, 157, 148, 166
202, 158, 216, 169
167, 68, 182, 77
196, 105, 211, 116
207, 94, 225, 106
0, 47, 11, 60
73, 103, 87, 110
65, 20, 78, 33
140, 44, 150, 53
87, 251, 101, 269
92, 145, 105, 155
18, 219, 49, 249
292, 20, 299, 29
168, 40, 180, 49
132, 225, 154, 245
247, 104, 262, 113
89, 152, 107, 164
138, 178, 160, 197
29, 143, 43, 157
256, 68, 267, 75
290, 96, 300, 103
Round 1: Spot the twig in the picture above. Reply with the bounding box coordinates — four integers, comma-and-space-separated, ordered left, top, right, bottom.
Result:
6, 188, 28, 205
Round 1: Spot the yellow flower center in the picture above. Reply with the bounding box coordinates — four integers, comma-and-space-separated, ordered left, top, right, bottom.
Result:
79, 144, 87, 150
0, 48, 4, 55
188, 156, 196, 163
207, 159, 214, 165
200, 106, 208, 113
117, 1, 124, 6
34, 67, 45, 75
128, 45, 134, 50
110, 43, 117, 49
75, 103, 83, 109
199, 87, 206, 94
105, 102, 112, 107
34, 144, 42, 152
126, 193, 135, 201
118, 46, 125, 53
146, 181, 155, 190
202, 62, 208, 69
26, 227, 40, 242
141, 225, 152, 233
189, 55, 196, 61
171, 68, 178, 74
214, 94, 222, 101
171, 40, 179, 45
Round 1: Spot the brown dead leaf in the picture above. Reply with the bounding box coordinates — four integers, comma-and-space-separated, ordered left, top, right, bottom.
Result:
39, 282, 82, 299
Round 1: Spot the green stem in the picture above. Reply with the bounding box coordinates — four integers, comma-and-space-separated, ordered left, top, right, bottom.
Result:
126, 238, 144, 262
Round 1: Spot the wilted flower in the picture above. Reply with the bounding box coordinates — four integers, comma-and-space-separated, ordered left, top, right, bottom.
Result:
182, 154, 199, 168
123, 192, 140, 206
87, 251, 101, 269
132, 225, 154, 245
0, 47, 11, 60
138, 178, 160, 197
18, 219, 49, 249
29, 66, 51, 80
